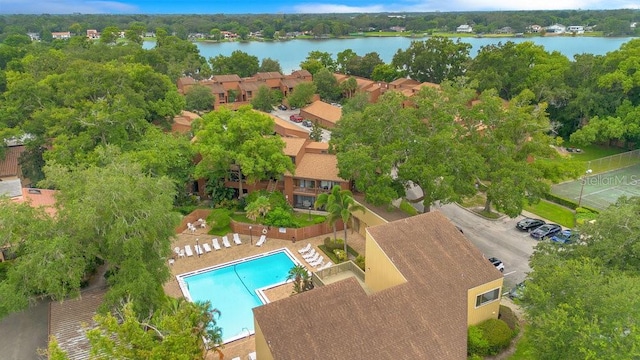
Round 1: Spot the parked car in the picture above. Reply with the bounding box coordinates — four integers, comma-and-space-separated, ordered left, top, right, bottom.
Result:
550, 229, 579, 245
289, 114, 303, 122
530, 224, 562, 240
278, 104, 288, 110
516, 218, 546, 232
508, 281, 526, 299
302, 119, 313, 127
488, 257, 504, 272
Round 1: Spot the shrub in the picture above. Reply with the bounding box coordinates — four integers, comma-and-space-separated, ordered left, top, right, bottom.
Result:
176, 205, 198, 215
543, 192, 578, 209
264, 207, 297, 228
333, 249, 348, 262
0, 260, 12, 282
467, 325, 489, 356
477, 318, 515, 355
323, 237, 343, 250
355, 255, 365, 270
499, 305, 519, 331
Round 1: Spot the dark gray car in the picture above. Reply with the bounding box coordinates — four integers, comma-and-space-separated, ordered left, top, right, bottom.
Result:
530, 224, 562, 240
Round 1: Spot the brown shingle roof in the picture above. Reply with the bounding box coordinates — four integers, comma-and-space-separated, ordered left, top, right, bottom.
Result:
291, 69, 312, 78
256, 72, 284, 80
201, 81, 226, 94
293, 153, 344, 181
49, 289, 105, 360
0, 145, 25, 178
280, 78, 303, 89
239, 81, 263, 92
301, 100, 342, 124
254, 211, 502, 360
304, 141, 329, 151
212, 74, 242, 83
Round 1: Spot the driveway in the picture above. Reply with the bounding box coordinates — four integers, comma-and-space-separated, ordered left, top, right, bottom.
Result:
0, 300, 49, 360
438, 203, 540, 289
270, 108, 331, 142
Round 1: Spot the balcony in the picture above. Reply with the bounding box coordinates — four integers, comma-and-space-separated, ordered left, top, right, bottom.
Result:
311, 260, 371, 294
293, 186, 331, 195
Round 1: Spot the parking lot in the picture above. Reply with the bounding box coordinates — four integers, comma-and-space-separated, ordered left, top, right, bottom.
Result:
438, 203, 542, 289
270, 107, 331, 142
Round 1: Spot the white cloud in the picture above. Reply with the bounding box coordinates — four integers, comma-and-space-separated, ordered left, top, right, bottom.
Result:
0, 0, 138, 14
294, 0, 640, 13
293, 3, 386, 13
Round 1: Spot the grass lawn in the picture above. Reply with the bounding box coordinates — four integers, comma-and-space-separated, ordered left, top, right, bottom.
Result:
565, 143, 628, 163
523, 200, 575, 228
508, 328, 535, 359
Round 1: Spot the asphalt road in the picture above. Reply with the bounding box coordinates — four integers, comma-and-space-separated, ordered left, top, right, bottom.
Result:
437, 203, 540, 290
0, 300, 49, 360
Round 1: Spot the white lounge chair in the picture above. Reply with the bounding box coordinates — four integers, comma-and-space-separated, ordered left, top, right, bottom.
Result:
303, 249, 317, 260
248, 352, 256, 360
309, 256, 323, 267
203, 243, 212, 253
231, 357, 240, 360
212, 238, 221, 251
233, 233, 242, 245
306, 253, 320, 263
297, 243, 312, 254
184, 245, 194, 257
178, 249, 185, 258
222, 236, 231, 248
195, 244, 203, 255
255, 234, 266, 247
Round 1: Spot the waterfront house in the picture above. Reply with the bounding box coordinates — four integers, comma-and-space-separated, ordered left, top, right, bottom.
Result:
456, 24, 473, 33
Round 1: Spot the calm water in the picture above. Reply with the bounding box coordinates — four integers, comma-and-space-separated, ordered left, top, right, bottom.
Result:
144, 36, 635, 74
181, 250, 296, 343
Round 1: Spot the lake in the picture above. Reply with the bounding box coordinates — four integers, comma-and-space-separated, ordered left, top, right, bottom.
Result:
144, 36, 635, 75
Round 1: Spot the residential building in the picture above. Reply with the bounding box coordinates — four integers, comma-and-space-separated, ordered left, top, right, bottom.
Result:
567, 25, 585, 34
333, 73, 387, 103
253, 211, 504, 359
546, 24, 566, 34
51, 31, 71, 39
528, 24, 542, 33
299, 100, 342, 129
26, 32, 40, 41
86, 29, 100, 39
456, 24, 473, 33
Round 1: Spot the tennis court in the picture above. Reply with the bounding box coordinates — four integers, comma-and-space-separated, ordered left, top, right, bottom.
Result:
552, 163, 640, 210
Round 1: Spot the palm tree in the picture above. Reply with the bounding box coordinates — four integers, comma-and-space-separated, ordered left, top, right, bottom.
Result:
287, 265, 311, 294
314, 185, 365, 254
245, 195, 271, 221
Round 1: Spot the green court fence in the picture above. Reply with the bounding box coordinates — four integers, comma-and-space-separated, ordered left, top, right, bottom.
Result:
586, 149, 640, 174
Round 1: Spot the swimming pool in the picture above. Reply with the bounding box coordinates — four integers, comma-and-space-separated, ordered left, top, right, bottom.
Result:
177, 248, 299, 343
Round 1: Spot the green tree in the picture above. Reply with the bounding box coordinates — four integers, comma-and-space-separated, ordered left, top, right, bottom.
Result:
209, 50, 259, 77
85, 300, 223, 360
287, 81, 316, 109
309, 121, 323, 141
193, 106, 295, 198
185, 84, 214, 111
314, 185, 364, 253
245, 195, 272, 221
300, 50, 336, 75
392, 37, 471, 83
340, 76, 358, 99
287, 264, 312, 294
100, 26, 120, 45
210, 28, 222, 41
258, 57, 282, 73
336, 49, 357, 74
251, 84, 278, 112
124, 23, 145, 45
313, 68, 340, 101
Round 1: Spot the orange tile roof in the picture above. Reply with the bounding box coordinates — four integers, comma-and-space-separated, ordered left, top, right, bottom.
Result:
293, 153, 344, 181
301, 100, 342, 124
304, 141, 329, 151
212, 74, 242, 83
0, 145, 25, 178
256, 72, 284, 80
281, 137, 307, 156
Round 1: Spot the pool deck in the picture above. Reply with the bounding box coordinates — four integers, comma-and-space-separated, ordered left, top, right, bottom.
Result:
164, 226, 366, 360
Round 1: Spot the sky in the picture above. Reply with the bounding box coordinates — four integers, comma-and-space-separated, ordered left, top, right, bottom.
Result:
0, 0, 638, 14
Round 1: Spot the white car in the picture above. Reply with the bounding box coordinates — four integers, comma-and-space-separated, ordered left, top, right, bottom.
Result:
488, 257, 505, 272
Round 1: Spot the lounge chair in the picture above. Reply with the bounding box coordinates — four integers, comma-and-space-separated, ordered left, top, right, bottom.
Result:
222, 236, 231, 248
306, 252, 320, 264
231, 357, 240, 360
297, 243, 311, 254
248, 352, 256, 360
302, 249, 316, 260
203, 243, 212, 253
309, 256, 323, 267
233, 233, 242, 245
195, 244, 203, 255
212, 238, 221, 251
255, 234, 266, 247
179, 249, 185, 258
184, 245, 194, 257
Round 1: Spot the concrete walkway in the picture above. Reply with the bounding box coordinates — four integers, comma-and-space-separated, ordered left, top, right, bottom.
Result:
0, 300, 49, 360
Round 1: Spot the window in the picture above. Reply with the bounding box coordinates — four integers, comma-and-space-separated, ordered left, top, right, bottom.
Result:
476, 288, 500, 307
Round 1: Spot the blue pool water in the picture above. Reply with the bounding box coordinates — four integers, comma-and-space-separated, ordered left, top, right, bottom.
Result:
181, 249, 297, 343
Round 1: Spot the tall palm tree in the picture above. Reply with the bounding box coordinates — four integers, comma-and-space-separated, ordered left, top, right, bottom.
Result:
287, 264, 311, 294
314, 185, 365, 254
